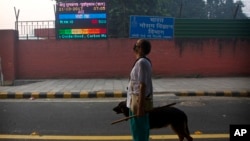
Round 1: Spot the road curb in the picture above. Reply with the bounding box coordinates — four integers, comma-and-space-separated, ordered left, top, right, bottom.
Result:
0, 91, 126, 99
0, 90, 250, 99
174, 91, 250, 97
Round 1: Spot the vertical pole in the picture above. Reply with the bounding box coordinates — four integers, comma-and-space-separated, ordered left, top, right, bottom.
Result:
233, 3, 240, 19
14, 7, 20, 30
179, 0, 183, 18
54, 3, 57, 39
0, 57, 3, 86
54, 4, 56, 18
14, 7, 20, 39
122, 1, 126, 37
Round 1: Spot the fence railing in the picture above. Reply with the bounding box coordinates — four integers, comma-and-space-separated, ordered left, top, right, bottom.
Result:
16, 21, 55, 40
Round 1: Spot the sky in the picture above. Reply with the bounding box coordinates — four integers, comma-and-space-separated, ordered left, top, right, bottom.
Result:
0, 0, 56, 29
0, 0, 249, 29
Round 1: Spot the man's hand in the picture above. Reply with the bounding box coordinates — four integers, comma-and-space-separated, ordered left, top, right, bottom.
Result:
137, 105, 145, 117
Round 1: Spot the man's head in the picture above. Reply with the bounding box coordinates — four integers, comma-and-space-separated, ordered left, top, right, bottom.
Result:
133, 39, 151, 56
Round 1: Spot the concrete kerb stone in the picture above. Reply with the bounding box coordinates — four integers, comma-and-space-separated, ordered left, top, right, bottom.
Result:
0, 90, 250, 99
0, 91, 127, 99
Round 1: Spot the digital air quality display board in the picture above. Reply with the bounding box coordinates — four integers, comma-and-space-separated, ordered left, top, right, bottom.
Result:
56, 0, 107, 39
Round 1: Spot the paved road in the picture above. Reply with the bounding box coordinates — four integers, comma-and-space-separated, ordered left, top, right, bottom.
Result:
0, 95, 250, 141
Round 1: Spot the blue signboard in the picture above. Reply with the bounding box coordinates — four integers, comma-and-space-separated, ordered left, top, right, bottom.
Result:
129, 16, 174, 39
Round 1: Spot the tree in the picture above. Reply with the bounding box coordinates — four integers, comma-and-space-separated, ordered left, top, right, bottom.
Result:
179, 0, 207, 18
157, 0, 206, 18
107, 0, 161, 37
206, 0, 247, 19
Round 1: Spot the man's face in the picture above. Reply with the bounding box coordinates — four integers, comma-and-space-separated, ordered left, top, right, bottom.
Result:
133, 39, 142, 54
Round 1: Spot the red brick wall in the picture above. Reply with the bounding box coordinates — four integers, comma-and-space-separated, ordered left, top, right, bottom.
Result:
17, 39, 135, 78
151, 39, 250, 77
1, 30, 250, 81
16, 38, 250, 79
0, 30, 17, 84
34, 28, 55, 39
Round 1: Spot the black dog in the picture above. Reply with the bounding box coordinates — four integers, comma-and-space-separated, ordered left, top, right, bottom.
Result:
113, 101, 193, 141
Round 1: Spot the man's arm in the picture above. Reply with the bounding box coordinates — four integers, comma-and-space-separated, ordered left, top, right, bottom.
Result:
137, 82, 146, 116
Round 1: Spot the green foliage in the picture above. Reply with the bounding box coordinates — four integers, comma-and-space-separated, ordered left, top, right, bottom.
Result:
107, 0, 248, 37
206, 0, 246, 19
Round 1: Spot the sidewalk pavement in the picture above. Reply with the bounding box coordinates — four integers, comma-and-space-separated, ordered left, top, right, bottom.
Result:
0, 77, 250, 99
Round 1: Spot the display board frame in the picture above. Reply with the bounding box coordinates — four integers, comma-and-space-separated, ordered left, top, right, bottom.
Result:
55, 0, 107, 39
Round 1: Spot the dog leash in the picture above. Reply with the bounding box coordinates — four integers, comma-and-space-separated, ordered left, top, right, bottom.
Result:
111, 102, 176, 125
111, 115, 137, 125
